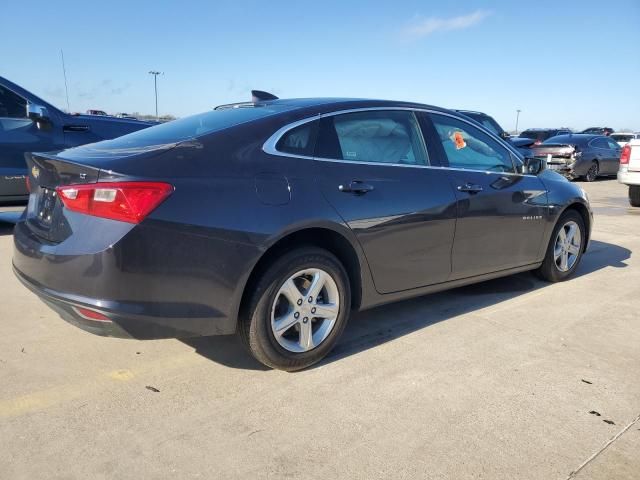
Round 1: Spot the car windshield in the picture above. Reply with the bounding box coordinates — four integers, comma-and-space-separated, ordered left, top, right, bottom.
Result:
461, 113, 503, 136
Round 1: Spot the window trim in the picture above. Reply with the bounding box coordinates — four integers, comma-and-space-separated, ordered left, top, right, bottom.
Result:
262, 107, 532, 176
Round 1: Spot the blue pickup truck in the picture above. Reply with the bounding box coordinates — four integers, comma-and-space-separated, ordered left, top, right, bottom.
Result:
0, 76, 155, 204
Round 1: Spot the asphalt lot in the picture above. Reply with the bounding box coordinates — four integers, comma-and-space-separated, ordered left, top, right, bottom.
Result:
0, 178, 638, 479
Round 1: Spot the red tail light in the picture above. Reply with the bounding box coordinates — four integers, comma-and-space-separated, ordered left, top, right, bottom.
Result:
57, 181, 173, 223
25, 176, 31, 193
620, 145, 631, 165
73, 306, 111, 322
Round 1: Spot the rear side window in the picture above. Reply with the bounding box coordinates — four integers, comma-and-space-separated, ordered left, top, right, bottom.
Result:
429, 114, 514, 173
606, 138, 620, 150
315, 110, 429, 165
590, 138, 609, 149
276, 121, 318, 156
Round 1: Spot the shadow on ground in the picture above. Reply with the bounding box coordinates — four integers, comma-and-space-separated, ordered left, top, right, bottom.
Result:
185, 239, 631, 371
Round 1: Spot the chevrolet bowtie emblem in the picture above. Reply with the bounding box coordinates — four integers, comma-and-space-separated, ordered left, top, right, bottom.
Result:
31, 166, 40, 179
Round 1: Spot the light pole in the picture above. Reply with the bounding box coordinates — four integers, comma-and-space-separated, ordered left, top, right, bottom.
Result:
515, 109, 522, 135
148, 71, 163, 120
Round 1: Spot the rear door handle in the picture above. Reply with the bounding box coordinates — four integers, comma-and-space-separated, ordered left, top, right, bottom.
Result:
339, 180, 374, 195
457, 183, 483, 194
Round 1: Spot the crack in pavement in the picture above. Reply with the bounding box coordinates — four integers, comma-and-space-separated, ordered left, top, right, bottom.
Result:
567, 413, 640, 479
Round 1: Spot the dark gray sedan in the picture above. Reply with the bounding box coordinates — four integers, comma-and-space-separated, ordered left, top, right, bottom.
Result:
13, 96, 593, 370
531, 134, 622, 181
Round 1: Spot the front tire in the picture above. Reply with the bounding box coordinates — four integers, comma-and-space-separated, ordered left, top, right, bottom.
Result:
535, 210, 585, 282
239, 247, 351, 371
629, 185, 640, 207
584, 161, 599, 182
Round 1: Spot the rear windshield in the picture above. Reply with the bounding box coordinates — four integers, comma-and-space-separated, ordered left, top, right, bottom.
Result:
520, 130, 557, 142
611, 134, 634, 142
70, 104, 298, 152
542, 134, 585, 145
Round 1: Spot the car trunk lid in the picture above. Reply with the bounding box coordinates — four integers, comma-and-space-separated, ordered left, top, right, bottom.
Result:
25, 153, 101, 243
530, 143, 576, 165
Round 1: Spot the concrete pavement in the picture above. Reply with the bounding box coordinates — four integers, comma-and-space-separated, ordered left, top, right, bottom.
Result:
0, 178, 638, 479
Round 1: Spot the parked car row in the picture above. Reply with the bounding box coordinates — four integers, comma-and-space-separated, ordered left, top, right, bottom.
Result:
450, 110, 629, 183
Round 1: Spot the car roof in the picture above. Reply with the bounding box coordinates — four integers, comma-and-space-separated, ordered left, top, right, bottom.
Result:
218, 97, 453, 115
545, 133, 602, 143
523, 127, 570, 131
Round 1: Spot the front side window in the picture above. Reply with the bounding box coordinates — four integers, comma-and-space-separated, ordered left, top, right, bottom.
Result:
429, 114, 514, 173
0, 85, 27, 119
315, 110, 429, 166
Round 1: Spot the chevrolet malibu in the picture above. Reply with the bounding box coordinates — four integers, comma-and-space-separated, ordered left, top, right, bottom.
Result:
13, 95, 592, 370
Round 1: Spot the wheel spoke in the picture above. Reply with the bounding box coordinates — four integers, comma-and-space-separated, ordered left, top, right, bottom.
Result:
554, 243, 563, 260
567, 244, 580, 255
280, 278, 303, 305
560, 251, 569, 271
299, 320, 313, 350
273, 312, 299, 336
558, 228, 567, 243
312, 303, 339, 319
306, 270, 327, 300
565, 224, 577, 243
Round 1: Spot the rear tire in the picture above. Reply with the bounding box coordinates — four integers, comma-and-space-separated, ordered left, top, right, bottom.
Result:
584, 161, 599, 182
239, 247, 351, 371
629, 185, 640, 207
535, 210, 586, 282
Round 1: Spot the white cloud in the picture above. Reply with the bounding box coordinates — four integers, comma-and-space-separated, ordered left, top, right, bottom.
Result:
403, 10, 491, 39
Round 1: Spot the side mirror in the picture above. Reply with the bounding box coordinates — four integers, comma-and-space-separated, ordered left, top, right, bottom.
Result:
523, 156, 545, 175
27, 103, 51, 129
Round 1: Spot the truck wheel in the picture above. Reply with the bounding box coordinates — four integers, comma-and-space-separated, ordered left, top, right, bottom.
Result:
630, 185, 640, 207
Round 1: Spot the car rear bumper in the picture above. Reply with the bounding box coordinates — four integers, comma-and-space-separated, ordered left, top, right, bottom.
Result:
13, 265, 228, 339
12, 218, 258, 339
618, 168, 640, 185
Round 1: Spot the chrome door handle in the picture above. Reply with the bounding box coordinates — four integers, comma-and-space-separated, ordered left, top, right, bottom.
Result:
457, 183, 483, 194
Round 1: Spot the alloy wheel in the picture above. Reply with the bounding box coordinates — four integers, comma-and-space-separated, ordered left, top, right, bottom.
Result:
270, 268, 340, 353
553, 220, 582, 272
585, 163, 598, 182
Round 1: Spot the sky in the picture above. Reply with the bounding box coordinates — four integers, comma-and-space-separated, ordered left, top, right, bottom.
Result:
3, 0, 639, 131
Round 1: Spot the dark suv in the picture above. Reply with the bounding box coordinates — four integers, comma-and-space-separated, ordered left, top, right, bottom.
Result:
0, 76, 155, 204
455, 110, 535, 155
581, 127, 614, 136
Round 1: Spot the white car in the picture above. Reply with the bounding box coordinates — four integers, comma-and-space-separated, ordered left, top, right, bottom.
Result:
618, 139, 640, 206
611, 132, 640, 147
